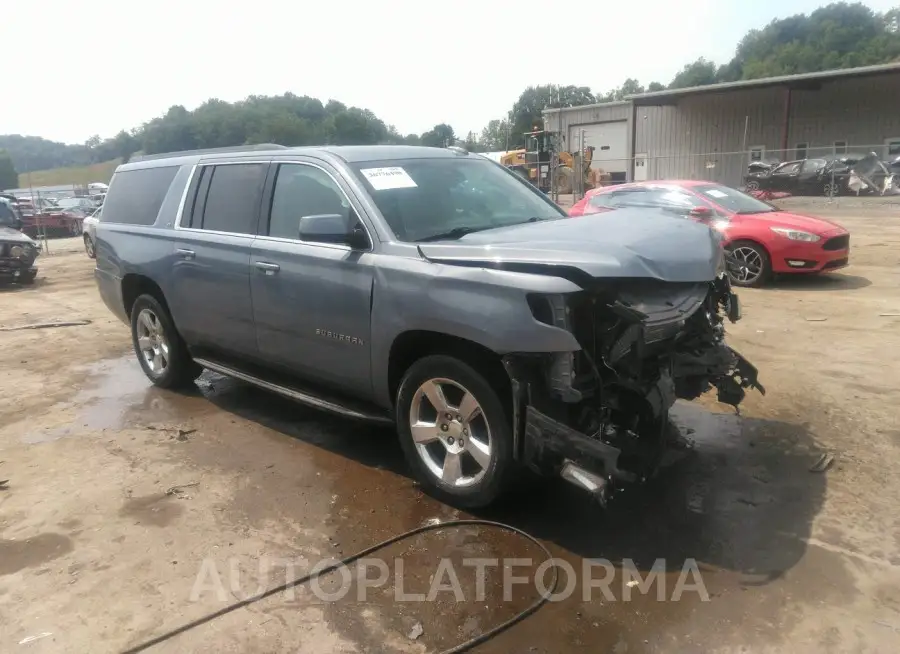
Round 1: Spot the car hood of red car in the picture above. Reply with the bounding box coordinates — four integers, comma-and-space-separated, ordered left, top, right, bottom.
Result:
732, 210, 847, 235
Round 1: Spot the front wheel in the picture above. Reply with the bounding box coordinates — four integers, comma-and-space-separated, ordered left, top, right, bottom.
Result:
727, 241, 770, 288
395, 355, 513, 508
823, 181, 841, 197
745, 180, 760, 192
130, 294, 202, 388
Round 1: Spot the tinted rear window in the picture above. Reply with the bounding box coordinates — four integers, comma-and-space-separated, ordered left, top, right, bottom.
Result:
101, 166, 179, 225
197, 163, 266, 234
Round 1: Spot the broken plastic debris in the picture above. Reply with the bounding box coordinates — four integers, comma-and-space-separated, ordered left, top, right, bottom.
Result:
804, 317, 828, 322
408, 622, 424, 640
879, 312, 900, 317
19, 632, 52, 645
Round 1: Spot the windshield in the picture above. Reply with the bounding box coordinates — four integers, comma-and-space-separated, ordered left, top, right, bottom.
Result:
350, 156, 566, 242
693, 184, 776, 214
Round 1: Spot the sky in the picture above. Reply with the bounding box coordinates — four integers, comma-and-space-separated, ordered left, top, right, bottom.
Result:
4, 0, 898, 145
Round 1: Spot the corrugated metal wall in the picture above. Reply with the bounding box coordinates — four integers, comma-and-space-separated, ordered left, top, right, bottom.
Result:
635, 73, 900, 185
545, 72, 900, 185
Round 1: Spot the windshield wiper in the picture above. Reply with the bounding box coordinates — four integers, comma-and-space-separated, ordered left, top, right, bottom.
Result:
416, 226, 489, 242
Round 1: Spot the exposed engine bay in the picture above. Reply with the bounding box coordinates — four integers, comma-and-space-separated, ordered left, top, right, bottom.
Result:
504, 271, 765, 504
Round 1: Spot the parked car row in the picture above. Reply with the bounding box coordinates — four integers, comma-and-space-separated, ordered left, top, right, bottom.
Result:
744, 152, 900, 196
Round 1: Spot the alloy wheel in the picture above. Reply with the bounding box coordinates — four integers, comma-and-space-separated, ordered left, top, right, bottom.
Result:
730, 246, 764, 284
408, 378, 492, 487
136, 308, 170, 374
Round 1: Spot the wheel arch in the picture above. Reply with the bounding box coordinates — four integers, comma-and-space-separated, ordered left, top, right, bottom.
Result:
387, 330, 511, 411
121, 273, 169, 320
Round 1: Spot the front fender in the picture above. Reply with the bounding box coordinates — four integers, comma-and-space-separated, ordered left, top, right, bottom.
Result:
370, 261, 583, 407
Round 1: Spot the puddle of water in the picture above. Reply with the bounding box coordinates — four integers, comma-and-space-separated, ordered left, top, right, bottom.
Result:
22, 357, 185, 444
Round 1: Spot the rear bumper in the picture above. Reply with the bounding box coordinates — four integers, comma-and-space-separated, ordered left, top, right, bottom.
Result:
95, 268, 128, 324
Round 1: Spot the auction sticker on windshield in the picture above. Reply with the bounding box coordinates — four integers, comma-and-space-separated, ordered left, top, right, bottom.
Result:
360, 167, 418, 190
704, 189, 728, 198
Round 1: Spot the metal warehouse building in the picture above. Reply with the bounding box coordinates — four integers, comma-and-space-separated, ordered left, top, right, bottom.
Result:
543, 62, 900, 187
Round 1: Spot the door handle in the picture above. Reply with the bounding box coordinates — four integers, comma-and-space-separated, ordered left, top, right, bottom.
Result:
175, 248, 195, 260
255, 261, 280, 273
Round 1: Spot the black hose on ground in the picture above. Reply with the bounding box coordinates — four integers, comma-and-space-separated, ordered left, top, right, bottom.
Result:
120, 519, 559, 654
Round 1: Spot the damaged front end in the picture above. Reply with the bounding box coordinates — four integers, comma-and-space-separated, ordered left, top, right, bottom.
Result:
505, 271, 764, 505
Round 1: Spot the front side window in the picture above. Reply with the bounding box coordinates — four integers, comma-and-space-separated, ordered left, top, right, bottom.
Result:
267, 164, 351, 240
195, 163, 267, 235
772, 161, 802, 176
693, 184, 776, 214
609, 186, 708, 211
350, 157, 565, 242
801, 158, 827, 173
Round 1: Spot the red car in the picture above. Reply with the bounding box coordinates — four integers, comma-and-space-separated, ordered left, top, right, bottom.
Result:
569, 181, 850, 287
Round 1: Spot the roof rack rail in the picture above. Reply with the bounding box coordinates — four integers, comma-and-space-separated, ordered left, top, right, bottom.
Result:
129, 143, 288, 162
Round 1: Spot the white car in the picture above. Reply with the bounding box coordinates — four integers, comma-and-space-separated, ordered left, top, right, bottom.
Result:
82, 207, 101, 258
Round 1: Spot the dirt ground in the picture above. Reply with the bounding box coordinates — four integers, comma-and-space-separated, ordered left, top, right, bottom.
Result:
2, 204, 900, 653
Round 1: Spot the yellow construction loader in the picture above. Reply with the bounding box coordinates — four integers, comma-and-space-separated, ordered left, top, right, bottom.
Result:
500, 130, 597, 193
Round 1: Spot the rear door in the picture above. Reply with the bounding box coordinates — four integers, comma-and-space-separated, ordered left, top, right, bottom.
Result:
250, 159, 375, 400
168, 161, 269, 359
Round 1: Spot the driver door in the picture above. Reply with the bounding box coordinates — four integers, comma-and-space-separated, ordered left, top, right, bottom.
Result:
767, 161, 802, 191
249, 160, 376, 400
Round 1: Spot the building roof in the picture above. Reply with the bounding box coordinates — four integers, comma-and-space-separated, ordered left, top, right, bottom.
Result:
542, 100, 630, 114
626, 61, 900, 106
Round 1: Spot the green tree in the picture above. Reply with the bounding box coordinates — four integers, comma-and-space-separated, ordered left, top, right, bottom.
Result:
669, 57, 719, 88
420, 124, 456, 148
0, 150, 18, 190
509, 85, 594, 147
479, 119, 513, 150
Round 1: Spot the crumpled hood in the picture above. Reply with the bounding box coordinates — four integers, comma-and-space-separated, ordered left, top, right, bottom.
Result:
0, 226, 38, 245
417, 207, 723, 283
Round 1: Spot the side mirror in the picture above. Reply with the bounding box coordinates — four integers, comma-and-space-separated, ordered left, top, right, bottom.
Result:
689, 206, 713, 220
298, 213, 369, 249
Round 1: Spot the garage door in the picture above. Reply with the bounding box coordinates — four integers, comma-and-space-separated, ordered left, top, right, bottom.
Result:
568, 121, 628, 174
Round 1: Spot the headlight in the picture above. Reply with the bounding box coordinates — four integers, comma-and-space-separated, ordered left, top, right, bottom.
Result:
770, 227, 820, 242
711, 219, 730, 232
10, 245, 26, 258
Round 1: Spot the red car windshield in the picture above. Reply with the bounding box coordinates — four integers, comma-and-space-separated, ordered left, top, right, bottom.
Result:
692, 184, 776, 215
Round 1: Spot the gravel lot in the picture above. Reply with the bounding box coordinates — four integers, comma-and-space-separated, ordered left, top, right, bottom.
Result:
1, 205, 899, 653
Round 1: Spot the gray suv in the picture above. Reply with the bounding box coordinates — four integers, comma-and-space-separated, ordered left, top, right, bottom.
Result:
94, 144, 763, 508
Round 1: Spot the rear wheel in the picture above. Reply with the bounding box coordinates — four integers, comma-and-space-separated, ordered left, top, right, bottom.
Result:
83, 234, 95, 258
727, 241, 770, 288
823, 181, 840, 197
130, 294, 202, 388
395, 355, 513, 508
745, 180, 760, 192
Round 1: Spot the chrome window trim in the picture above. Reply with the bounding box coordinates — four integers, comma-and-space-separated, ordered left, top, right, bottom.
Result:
172, 159, 373, 252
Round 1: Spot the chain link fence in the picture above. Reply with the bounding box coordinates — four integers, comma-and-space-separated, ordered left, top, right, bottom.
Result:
549, 143, 900, 204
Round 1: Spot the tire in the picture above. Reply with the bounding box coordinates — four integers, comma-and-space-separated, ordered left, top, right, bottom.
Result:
726, 240, 770, 288
130, 293, 202, 389
395, 355, 513, 508
19, 270, 37, 285
83, 234, 96, 259
823, 181, 840, 197
745, 180, 760, 192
